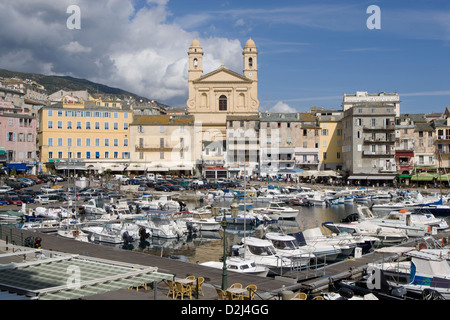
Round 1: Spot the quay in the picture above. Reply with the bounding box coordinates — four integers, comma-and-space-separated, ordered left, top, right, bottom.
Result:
1, 224, 448, 300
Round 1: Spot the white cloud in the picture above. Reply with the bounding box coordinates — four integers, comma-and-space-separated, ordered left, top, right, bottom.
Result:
60, 41, 92, 54
0, 0, 245, 108
267, 101, 297, 113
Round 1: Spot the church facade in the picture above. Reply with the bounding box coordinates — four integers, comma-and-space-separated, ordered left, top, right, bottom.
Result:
186, 38, 260, 175
186, 38, 260, 137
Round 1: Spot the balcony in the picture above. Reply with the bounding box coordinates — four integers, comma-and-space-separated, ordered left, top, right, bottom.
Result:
362, 151, 394, 158
362, 124, 396, 132
135, 145, 189, 152
363, 138, 395, 144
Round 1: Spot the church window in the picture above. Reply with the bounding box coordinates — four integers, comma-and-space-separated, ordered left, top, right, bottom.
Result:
249, 57, 253, 68
219, 95, 227, 111
193, 58, 198, 67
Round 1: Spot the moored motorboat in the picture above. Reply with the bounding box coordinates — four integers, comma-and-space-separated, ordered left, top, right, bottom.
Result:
200, 257, 269, 277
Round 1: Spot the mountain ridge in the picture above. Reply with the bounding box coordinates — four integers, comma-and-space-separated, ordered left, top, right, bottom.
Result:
0, 68, 156, 103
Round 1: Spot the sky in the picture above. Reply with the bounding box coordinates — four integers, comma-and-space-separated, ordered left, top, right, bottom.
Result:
0, 0, 449, 114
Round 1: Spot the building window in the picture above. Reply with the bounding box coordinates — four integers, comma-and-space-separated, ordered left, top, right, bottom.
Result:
124, 139, 128, 147
67, 121, 72, 129
219, 95, 227, 111
160, 152, 164, 159
48, 152, 53, 159
48, 121, 53, 129
86, 122, 91, 129
105, 139, 109, 146
95, 122, 100, 130
57, 121, 62, 129
114, 122, 118, 130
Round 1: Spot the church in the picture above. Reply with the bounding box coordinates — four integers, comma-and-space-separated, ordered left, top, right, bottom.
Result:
187, 38, 260, 177
187, 38, 260, 137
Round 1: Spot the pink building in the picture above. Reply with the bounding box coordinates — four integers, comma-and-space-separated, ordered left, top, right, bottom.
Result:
0, 100, 37, 171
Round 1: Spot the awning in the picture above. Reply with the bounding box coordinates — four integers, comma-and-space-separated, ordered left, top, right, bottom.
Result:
367, 176, 396, 180
0, 249, 173, 301
411, 173, 436, 181
396, 152, 414, 157
397, 174, 411, 178
4, 163, 30, 171
347, 175, 368, 180
0, 150, 6, 155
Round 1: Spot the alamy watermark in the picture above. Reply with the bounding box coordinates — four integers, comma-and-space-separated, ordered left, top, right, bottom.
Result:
366, 5, 381, 30
67, 5, 81, 30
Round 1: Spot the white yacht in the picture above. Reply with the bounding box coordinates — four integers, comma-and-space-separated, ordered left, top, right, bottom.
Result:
263, 201, 299, 220
322, 206, 410, 245
302, 227, 360, 259
232, 237, 294, 276
82, 223, 136, 244
370, 250, 450, 299
136, 214, 184, 239
264, 233, 315, 268
183, 211, 221, 231
200, 257, 269, 277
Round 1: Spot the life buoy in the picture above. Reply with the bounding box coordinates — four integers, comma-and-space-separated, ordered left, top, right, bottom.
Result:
418, 242, 427, 250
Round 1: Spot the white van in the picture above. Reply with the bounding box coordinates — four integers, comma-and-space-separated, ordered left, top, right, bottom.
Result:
114, 174, 128, 182
146, 173, 155, 181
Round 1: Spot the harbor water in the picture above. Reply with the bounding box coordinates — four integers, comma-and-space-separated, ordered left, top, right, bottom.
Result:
99, 198, 450, 265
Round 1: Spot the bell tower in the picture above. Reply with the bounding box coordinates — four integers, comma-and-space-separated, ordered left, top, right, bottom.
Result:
188, 39, 203, 82
243, 38, 258, 81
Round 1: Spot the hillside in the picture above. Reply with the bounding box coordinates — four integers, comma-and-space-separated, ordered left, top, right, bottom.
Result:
0, 68, 152, 103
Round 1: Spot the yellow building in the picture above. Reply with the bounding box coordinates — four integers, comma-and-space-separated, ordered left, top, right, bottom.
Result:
314, 109, 344, 171
128, 115, 197, 175
38, 98, 132, 173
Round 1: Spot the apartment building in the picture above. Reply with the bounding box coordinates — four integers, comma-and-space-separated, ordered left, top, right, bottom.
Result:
37, 99, 132, 173
129, 115, 196, 175
342, 92, 399, 185
226, 115, 259, 177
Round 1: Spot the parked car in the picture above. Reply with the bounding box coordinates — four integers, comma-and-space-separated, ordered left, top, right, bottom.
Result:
16, 178, 34, 186
48, 194, 63, 203
0, 186, 13, 193
154, 184, 170, 192
19, 194, 35, 204
6, 195, 23, 206
35, 195, 49, 204
106, 192, 127, 199
0, 197, 9, 206
26, 176, 42, 184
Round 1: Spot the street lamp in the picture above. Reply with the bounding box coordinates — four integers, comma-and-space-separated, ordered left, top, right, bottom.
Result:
220, 214, 228, 290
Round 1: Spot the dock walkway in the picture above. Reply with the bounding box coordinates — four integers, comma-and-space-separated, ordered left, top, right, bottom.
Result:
1, 225, 448, 300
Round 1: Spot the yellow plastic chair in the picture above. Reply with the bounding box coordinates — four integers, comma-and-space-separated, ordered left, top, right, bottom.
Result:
312, 295, 324, 300
174, 281, 192, 300
186, 275, 196, 281
244, 284, 257, 300
229, 283, 243, 289
291, 292, 308, 300
216, 288, 227, 300
167, 280, 176, 299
